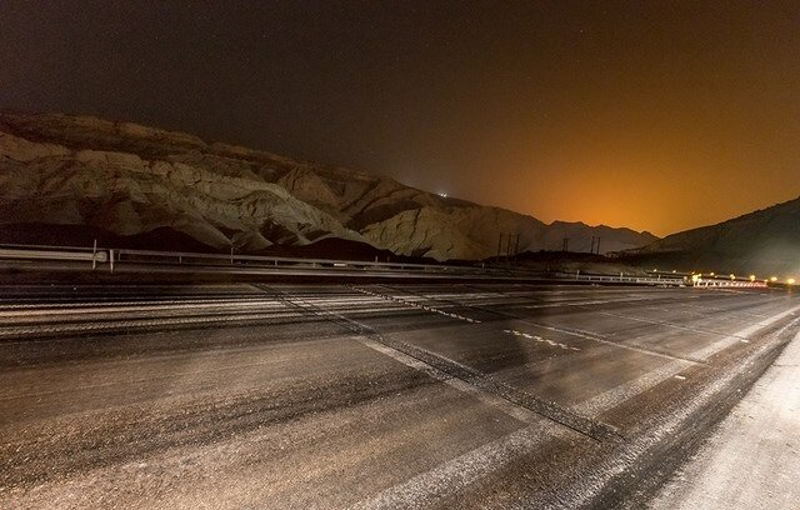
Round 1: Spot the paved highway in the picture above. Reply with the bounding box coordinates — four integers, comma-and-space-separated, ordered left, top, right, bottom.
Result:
1, 283, 798, 509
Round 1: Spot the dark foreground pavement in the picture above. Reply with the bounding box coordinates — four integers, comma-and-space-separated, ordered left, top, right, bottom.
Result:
1, 283, 798, 509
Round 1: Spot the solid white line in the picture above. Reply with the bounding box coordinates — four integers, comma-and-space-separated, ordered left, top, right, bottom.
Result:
690, 303, 800, 360
522, 296, 657, 309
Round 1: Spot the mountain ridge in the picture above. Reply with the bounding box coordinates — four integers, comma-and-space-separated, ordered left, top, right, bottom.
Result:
0, 110, 658, 260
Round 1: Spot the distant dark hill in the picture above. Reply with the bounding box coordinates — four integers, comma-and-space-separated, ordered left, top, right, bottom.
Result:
0, 223, 216, 253
489, 250, 649, 276
251, 237, 436, 263
0, 223, 428, 263
619, 197, 800, 277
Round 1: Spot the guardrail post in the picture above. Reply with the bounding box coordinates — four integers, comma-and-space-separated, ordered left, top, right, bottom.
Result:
109, 249, 115, 273
92, 239, 97, 270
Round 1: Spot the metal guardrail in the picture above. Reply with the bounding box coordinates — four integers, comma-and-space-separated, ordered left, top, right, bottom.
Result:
572, 273, 686, 286
110, 248, 499, 277
693, 279, 767, 288
3, 243, 750, 287
0, 247, 107, 263
0, 243, 490, 276
562, 270, 766, 288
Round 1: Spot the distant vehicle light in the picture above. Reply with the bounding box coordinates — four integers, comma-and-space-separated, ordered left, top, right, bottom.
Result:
788, 278, 796, 285
749, 275, 756, 281
729, 274, 736, 280
770, 276, 778, 282
438, 192, 448, 198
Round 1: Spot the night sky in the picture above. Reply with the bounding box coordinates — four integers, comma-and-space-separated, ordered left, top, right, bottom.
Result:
2, 1, 799, 236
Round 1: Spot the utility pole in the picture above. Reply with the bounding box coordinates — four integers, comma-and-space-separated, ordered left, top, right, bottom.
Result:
562, 237, 569, 252
595, 236, 601, 255
590, 236, 595, 254
513, 233, 520, 263
505, 233, 513, 262
497, 233, 504, 259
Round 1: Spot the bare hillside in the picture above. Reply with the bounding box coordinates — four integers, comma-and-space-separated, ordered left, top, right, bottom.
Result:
621, 197, 800, 276
0, 111, 657, 260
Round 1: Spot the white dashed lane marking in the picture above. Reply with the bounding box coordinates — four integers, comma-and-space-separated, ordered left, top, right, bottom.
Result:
350, 286, 482, 324
502, 329, 581, 352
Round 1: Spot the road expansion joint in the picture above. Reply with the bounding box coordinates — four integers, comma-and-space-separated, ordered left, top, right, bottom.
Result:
253, 284, 621, 443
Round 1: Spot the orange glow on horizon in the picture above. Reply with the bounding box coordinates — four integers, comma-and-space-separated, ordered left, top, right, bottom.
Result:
464, 137, 800, 237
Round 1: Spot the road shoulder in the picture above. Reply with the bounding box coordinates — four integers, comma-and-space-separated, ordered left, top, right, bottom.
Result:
650, 330, 800, 509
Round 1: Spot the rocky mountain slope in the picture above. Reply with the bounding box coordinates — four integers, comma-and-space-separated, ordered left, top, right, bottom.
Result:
0, 111, 657, 260
622, 197, 800, 276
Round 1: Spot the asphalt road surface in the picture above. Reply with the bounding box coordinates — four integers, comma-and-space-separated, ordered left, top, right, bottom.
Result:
1, 282, 798, 509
